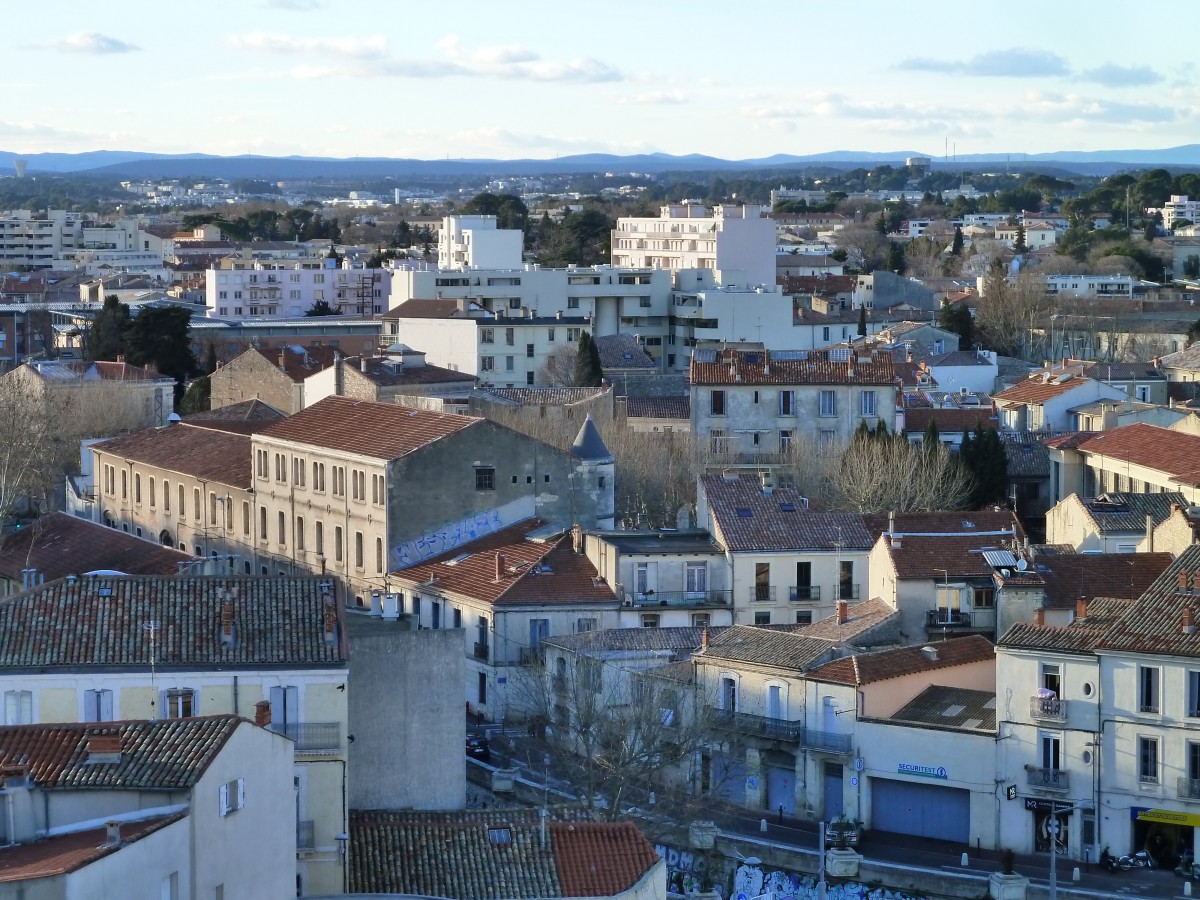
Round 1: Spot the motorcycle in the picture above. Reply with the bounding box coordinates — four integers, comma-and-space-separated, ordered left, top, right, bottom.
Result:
1176, 850, 1200, 879
1101, 846, 1153, 872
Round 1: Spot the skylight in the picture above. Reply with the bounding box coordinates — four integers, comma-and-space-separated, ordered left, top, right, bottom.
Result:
736, 508, 753, 518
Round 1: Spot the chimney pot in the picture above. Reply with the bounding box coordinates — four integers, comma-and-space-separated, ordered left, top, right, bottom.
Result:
255, 700, 271, 727
571, 524, 583, 554
837, 600, 849, 625
1034, 607, 1046, 627
1075, 597, 1089, 621
105, 820, 122, 847
701, 626, 709, 650
323, 605, 338, 645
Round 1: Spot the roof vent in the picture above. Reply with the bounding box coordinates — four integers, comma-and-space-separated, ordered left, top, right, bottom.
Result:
920, 645, 938, 662
104, 820, 123, 848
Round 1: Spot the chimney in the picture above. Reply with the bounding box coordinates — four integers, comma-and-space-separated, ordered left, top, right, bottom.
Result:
360, 356, 368, 373
278, 350, 286, 369
890, 532, 902, 549
86, 733, 123, 764
920, 645, 939, 662
837, 600, 849, 625
323, 604, 338, 646
571, 524, 583, 554
495, 551, 506, 582
104, 820, 122, 848
760, 472, 774, 496
381, 593, 399, 621
888, 510, 895, 537
116, 354, 125, 364
1034, 607, 1045, 627
220, 598, 235, 648
763, 349, 770, 375
1147, 514, 1155, 553
1184, 608, 1197, 635
1180, 571, 1193, 593
369, 590, 382, 617
701, 626, 709, 650
1075, 597, 1089, 622
255, 699, 271, 727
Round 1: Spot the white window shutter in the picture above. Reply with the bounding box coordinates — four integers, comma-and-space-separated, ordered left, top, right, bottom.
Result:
270, 686, 283, 723
285, 686, 298, 724
4, 692, 15, 725
100, 690, 113, 722
84, 691, 98, 723
236, 778, 245, 810
219, 782, 229, 816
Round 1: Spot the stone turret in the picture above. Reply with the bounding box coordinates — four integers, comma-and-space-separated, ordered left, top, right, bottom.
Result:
570, 414, 615, 530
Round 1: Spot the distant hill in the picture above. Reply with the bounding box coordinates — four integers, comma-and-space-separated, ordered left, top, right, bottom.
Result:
2, 145, 1200, 180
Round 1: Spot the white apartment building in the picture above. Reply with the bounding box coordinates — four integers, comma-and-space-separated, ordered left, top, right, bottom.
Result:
207, 258, 392, 318
612, 204, 777, 287
438, 214, 524, 268
978, 273, 1134, 300
1148, 195, 1200, 230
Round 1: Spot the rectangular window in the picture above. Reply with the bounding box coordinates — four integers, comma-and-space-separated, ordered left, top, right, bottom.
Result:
1189, 671, 1200, 717
754, 610, 771, 625
352, 470, 365, 502
275, 453, 287, 483
4, 690, 32, 725
332, 467, 345, 497
819, 390, 837, 417
335, 526, 343, 562
481, 356, 494, 371
480, 327, 494, 344
164, 480, 171, 513
779, 429, 794, 453
242, 501, 250, 535
526, 343, 535, 358
686, 562, 707, 596
163, 688, 197, 719
313, 462, 326, 492
475, 467, 496, 491
710, 390, 726, 416
505, 356, 515, 371
355, 532, 364, 569
277, 511, 286, 546
860, 390, 877, 417
315, 521, 324, 555
121, 470, 128, 500
295, 516, 305, 551
219, 778, 245, 816
376, 537, 384, 573
292, 457, 305, 487
779, 390, 795, 416
568, 328, 580, 342
84, 688, 114, 722
148, 477, 155, 508
193, 488, 201, 522
1139, 665, 1160, 713
478, 671, 487, 704
1138, 736, 1160, 783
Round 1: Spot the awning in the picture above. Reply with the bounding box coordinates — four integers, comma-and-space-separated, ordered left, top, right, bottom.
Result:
1136, 808, 1200, 828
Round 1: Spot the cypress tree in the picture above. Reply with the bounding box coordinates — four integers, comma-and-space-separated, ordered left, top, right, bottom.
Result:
575, 331, 604, 386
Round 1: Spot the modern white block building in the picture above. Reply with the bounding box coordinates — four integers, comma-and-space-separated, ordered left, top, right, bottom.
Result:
438, 214, 524, 269
207, 259, 392, 318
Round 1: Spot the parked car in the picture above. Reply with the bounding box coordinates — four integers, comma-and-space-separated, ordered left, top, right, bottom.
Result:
466, 733, 491, 762
825, 817, 863, 848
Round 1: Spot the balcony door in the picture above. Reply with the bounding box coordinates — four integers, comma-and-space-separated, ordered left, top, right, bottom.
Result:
686, 562, 707, 599
271, 685, 299, 732
722, 677, 737, 712
636, 562, 657, 598
1040, 732, 1062, 771
755, 563, 770, 602
767, 684, 782, 720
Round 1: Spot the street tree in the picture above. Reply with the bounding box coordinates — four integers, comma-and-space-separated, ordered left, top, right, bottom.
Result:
975, 268, 1046, 360
123, 307, 198, 396
305, 299, 342, 317
960, 426, 1009, 508
938, 302, 975, 349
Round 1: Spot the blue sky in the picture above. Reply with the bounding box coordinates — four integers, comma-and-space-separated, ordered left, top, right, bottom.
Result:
3, 0, 1195, 160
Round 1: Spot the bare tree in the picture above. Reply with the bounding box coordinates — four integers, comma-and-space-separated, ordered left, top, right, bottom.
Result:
537, 345, 581, 388
975, 269, 1047, 360
828, 434, 974, 513
0, 375, 76, 525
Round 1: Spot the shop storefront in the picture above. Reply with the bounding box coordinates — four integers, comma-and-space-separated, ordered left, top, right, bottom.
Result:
1130, 807, 1200, 868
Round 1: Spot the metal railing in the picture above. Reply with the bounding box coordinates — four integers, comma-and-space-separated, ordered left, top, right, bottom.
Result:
1025, 767, 1070, 791
267, 722, 341, 753
789, 585, 820, 602
1178, 776, 1200, 801
625, 590, 732, 608
925, 608, 996, 630
749, 585, 777, 603
473, 641, 490, 661
297, 820, 315, 850
711, 709, 852, 753
837, 584, 861, 601
1030, 696, 1067, 721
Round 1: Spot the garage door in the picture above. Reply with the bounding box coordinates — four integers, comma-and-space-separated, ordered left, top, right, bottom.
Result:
767, 766, 797, 816
871, 778, 969, 843
708, 754, 746, 806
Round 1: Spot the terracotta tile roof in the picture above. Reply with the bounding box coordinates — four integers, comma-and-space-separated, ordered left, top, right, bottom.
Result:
798, 598, 899, 643
882, 532, 1020, 580
808, 634, 995, 685
391, 297, 479, 318
999, 596, 1135, 653
781, 275, 857, 296
892, 359, 926, 388
349, 809, 658, 899
697, 625, 837, 671
0, 513, 193, 583
1036, 552, 1173, 610
31, 361, 169, 383
1095, 545, 1200, 657
1043, 431, 1095, 450
0, 575, 347, 670
480, 387, 609, 407
393, 520, 618, 607
91, 423, 251, 488
0, 716, 242, 791
545, 626, 722, 654
701, 474, 873, 552
258, 395, 477, 460
185, 398, 286, 433
1073, 492, 1186, 533
690, 346, 896, 386
347, 355, 475, 386
1074, 424, 1200, 486
1000, 434, 1051, 478
1160, 345, 1200, 371
253, 345, 339, 382
625, 396, 690, 419
903, 407, 997, 434
993, 374, 1094, 405
0, 814, 184, 883
887, 684, 996, 733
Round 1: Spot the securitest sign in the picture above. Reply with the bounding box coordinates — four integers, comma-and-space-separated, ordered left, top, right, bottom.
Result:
898, 762, 948, 779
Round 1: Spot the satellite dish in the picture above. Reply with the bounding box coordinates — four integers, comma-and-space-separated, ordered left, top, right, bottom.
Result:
1016, 559, 1029, 571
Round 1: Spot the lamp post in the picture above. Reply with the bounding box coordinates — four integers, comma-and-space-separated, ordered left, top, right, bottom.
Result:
1048, 800, 1091, 900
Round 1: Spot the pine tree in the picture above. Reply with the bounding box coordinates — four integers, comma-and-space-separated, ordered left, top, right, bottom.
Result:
86, 295, 130, 361
951, 226, 964, 256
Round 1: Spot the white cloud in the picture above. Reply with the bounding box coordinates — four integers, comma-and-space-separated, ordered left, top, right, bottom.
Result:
39, 32, 140, 55
261, 0, 320, 9
898, 49, 1068, 78
1019, 91, 1177, 124
614, 90, 688, 106
1079, 64, 1163, 88
228, 32, 389, 59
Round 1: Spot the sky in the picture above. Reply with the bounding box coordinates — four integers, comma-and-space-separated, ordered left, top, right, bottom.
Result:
2, 0, 1196, 161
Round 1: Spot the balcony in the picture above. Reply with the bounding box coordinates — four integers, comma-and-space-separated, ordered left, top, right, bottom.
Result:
1178, 777, 1200, 801
711, 709, 852, 753
297, 820, 315, 851
1030, 696, 1067, 722
520, 646, 545, 666
473, 641, 490, 662
837, 584, 861, 601
925, 608, 996, 632
790, 585, 820, 602
749, 585, 777, 603
268, 722, 341, 754
1025, 767, 1070, 792
625, 589, 732, 608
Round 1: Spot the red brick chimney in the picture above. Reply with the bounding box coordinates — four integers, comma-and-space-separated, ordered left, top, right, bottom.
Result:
495, 551, 506, 582
837, 600, 849, 625
1075, 598, 1089, 621
323, 604, 338, 645
700, 626, 709, 650
1184, 608, 1196, 635
571, 524, 583, 554
1180, 571, 1193, 592
1034, 608, 1045, 627
255, 699, 271, 727
220, 599, 235, 648
86, 733, 123, 763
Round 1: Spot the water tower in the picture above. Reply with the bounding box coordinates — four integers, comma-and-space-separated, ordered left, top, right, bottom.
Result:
13, 159, 27, 178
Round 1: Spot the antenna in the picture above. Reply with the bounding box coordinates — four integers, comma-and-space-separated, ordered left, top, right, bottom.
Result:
143, 620, 160, 719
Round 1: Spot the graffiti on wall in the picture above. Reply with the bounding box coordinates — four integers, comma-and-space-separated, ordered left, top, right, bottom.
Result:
393, 508, 506, 568
730, 861, 931, 900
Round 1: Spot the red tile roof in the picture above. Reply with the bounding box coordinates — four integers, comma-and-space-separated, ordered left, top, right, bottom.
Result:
798, 598, 899, 642
393, 520, 617, 607
0, 814, 183, 883
861, 510, 1024, 541
993, 374, 1093, 405
92, 423, 251, 488
1000, 596, 1135, 653
808, 634, 995, 685
690, 347, 896, 386
0, 513, 192, 583
1037, 552, 1173, 610
0, 716, 243, 791
903, 407, 998, 434
391, 297, 478, 318
552, 822, 662, 897
1073, 423, 1200, 486
258, 395, 478, 460
253, 345, 339, 383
